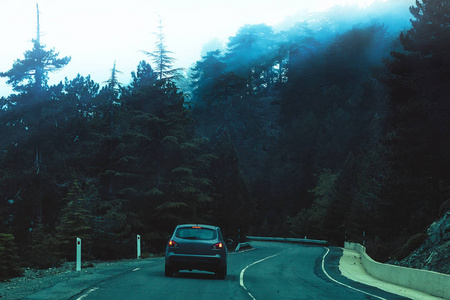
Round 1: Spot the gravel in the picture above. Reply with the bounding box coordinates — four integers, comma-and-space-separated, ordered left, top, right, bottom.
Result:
0, 258, 160, 300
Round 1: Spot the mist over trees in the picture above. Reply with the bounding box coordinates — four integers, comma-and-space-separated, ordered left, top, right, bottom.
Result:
141, 17, 184, 85
189, 0, 449, 259
0, 4, 70, 98
1, 0, 449, 277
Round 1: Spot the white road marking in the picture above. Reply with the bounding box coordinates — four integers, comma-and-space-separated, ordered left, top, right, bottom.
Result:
321, 247, 387, 300
230, 247, 255, 255
76, 287, 99, 300
75, 267, 141, 299
239, 249, 290, 300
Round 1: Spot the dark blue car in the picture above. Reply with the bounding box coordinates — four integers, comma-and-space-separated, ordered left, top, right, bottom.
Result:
165, 224, 228, 279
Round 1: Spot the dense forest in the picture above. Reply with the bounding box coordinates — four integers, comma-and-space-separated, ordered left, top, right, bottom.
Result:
1, 0, 450, 279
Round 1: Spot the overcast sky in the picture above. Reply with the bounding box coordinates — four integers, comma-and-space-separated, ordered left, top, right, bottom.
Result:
0, 0, 393, 97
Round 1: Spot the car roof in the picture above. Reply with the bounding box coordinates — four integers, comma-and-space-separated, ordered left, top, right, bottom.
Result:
176, 224, 218, 230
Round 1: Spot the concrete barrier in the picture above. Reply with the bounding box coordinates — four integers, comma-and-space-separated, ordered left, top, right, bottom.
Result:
345, 242, 450, 299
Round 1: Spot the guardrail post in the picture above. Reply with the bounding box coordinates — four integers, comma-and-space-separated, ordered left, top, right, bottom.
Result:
76, 238, 81, 271
137, 234, 141, 259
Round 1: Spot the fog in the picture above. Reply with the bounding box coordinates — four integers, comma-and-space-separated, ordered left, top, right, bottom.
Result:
0, 0, 415, 97
1, 0, 448, 277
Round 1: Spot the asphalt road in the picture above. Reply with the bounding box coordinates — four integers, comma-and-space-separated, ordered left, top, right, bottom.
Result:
70, 241, 408, 300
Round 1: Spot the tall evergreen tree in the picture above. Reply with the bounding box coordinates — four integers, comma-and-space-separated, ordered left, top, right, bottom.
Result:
382, 0, 450, 238
0, 233, 23, 280
0, 4, 70, 97
102, 61, 123, 131
55, 179, 93, 261
142, 18, 182, 82
105, 61, 123, 93
190, 50, 226, 103
62, 74, 100, 116
224, 24, 279, 92
130, 60, 157, 92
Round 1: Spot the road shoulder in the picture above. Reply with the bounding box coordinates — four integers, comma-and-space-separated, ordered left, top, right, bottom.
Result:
0, 258, 163, 300
339, 248, 443, 300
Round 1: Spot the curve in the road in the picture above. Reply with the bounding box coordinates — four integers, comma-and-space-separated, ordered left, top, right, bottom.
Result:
240, 242, 409, 300
320, 247, 386, 300
239, 245, 387, 300
239, 249, 291, 300
66, 241, 410, 300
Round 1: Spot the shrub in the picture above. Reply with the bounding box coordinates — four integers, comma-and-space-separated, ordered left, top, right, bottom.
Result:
0, 233, 23, 280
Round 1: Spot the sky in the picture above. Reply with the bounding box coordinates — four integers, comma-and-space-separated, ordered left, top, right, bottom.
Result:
0, 0, 408, 97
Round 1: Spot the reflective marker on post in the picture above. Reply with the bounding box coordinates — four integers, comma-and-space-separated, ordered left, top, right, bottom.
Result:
137, 235, 141, 259
76, 238, 81, 271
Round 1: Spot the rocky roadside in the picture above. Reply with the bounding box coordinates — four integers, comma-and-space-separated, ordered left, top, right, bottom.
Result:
391, 211, 450, 275
0, 259, 156, 300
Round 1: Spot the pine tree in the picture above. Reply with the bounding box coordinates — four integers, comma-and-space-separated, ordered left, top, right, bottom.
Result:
0, 4, 70, 96
102, 61, 123, 131
105, 61, 123, 93
382, 0, 450, 237
190, 50, 226, 102
0, 233, 23, 280
142, 17, 182, 82
55, 179, 93, 261
28, 222, 59, 268
224, 24, 279, 92
208, 132, 254, 240
130, 60, 157, 91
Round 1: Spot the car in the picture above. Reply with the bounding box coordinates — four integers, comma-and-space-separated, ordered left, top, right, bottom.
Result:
165, 224, 228, 279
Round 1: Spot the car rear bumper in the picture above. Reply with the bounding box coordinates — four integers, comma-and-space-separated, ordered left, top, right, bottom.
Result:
166, 253, 226, 272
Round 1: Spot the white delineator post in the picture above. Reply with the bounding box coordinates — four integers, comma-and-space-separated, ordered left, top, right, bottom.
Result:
137, 235, 141, 259
76, 238, 81, 271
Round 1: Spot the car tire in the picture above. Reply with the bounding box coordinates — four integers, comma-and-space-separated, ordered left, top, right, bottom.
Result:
165, 265, 173, 277
216, 265, 227, 279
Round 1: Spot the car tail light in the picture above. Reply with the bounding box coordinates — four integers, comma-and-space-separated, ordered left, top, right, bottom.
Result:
212, 242, 223, 250
168, 240, 178, 248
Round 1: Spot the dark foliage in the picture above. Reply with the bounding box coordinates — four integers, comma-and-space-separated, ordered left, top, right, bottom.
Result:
0, 1, 448, 273
0, 54, 249, 262
190, 0, 449, 261
0, 233, 23, 280
378, 0, 450, 256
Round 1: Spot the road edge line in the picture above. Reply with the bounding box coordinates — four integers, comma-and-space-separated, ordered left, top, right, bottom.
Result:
321, 247, 387, 300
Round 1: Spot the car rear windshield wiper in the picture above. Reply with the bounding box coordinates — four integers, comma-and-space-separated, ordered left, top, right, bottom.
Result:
183, 236, 198, 239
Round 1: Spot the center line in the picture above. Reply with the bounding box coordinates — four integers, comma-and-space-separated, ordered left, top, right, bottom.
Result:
76, 287, 99, 300
240, 249, 290, 300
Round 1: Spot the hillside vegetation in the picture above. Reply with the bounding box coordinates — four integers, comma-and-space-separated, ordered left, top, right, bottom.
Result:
1, 0, 449, 279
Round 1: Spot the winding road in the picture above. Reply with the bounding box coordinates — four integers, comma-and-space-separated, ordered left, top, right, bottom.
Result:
71, 241, 407, 300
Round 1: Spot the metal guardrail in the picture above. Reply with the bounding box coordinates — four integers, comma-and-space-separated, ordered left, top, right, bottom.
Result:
246, 236, 329, 246
234, 242, 251, 251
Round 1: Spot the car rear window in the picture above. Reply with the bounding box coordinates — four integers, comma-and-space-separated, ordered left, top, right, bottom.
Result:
176, 227, 217, 240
